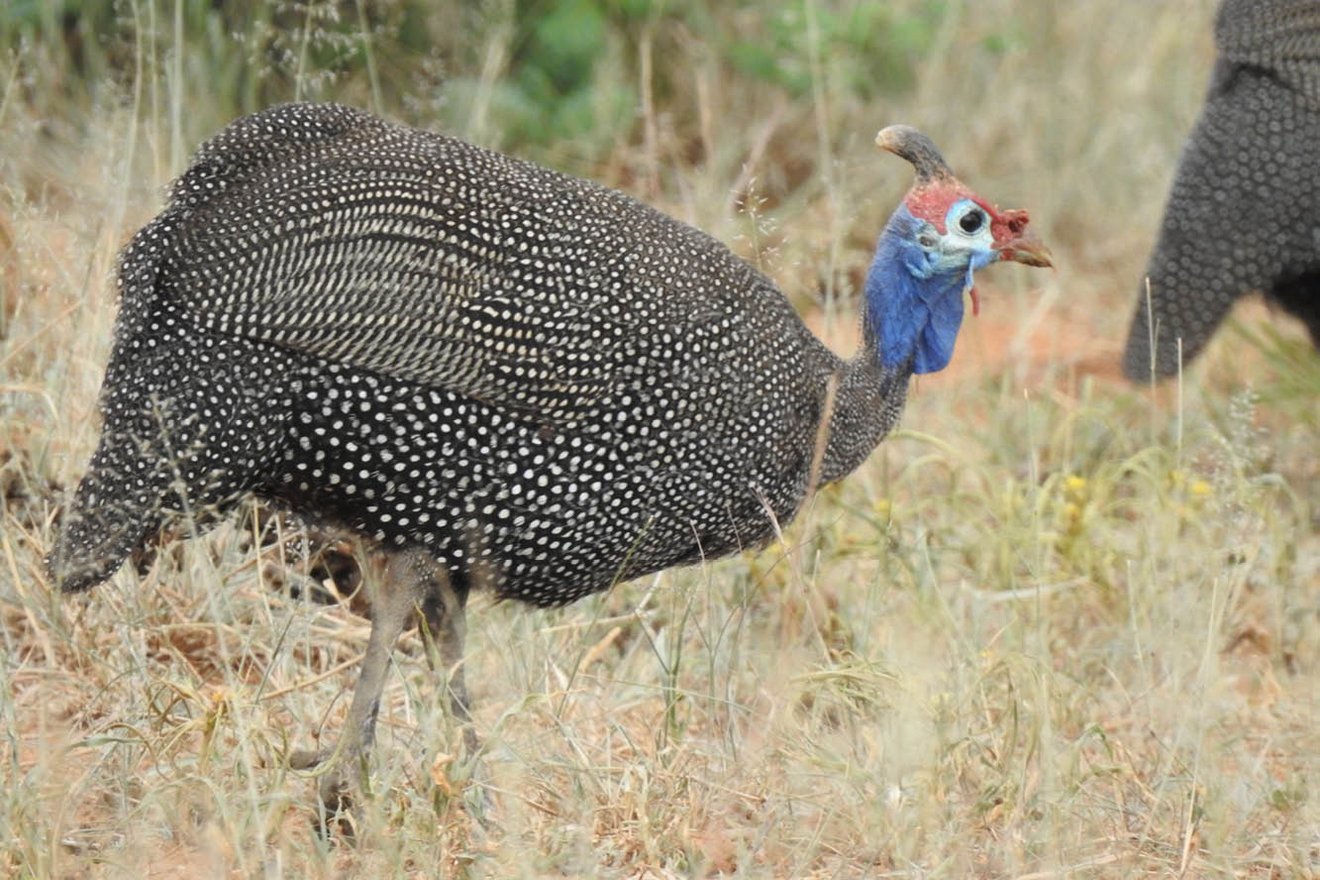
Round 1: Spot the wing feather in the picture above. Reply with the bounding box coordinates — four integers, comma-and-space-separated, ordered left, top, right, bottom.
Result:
147, 103, 759, 425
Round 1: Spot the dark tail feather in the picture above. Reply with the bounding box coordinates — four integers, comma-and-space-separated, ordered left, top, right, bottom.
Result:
47, 434, 166, 592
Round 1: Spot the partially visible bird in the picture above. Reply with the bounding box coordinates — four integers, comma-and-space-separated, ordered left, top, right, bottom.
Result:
47, 103, 1050, 816
1123, 0, 1320, 380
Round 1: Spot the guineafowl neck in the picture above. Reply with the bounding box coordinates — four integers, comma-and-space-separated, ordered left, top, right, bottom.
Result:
817, 316, 912, 485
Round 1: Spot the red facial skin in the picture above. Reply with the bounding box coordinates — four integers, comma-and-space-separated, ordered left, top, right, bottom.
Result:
904, 181, 1026, 242
901, 181, 1050, 315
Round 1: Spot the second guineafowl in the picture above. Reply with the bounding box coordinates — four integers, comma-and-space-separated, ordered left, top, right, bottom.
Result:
48, 103, 1050, 814
1123, 0, 1320, 380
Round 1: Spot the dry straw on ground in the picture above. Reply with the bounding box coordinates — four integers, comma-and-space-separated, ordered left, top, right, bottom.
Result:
2, 1, 1317, 877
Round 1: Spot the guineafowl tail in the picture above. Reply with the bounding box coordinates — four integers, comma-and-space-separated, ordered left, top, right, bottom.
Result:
48, 298, 293, 592
48, 420, 173, 593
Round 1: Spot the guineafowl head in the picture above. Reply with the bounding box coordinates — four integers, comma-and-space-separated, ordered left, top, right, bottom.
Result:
866, 125, 1051, 375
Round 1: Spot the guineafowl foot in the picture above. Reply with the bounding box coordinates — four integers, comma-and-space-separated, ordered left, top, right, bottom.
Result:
286, 745, 366, 837
287, 746, 328, 770
315, 762, 365, 840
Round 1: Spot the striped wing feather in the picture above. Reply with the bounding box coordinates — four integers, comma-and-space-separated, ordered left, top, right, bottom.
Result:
146, 103, 764, 425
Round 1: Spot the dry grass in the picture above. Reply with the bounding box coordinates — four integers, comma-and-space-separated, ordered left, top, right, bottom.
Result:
2, 1, 1318, 877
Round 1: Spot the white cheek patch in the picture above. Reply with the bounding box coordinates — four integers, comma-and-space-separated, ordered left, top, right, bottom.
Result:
943, 199, 996, 249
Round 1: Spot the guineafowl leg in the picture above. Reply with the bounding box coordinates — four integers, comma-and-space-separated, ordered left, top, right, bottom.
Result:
305, 545, 435, 821
415, 564, 491, 822
417, 567, 477, 756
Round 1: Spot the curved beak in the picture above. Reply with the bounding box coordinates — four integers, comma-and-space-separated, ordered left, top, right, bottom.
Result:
998, 229, 1053, 268
992, 207, 1053, 268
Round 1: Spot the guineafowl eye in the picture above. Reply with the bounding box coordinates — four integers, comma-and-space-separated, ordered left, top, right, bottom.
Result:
958, 209, 985, 234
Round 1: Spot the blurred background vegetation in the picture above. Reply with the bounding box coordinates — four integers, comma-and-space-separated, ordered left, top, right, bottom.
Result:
2, 0, 952, 155
0, 0, 1222, 345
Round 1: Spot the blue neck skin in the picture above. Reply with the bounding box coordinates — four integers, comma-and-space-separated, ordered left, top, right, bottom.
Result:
863, 204, 995, 375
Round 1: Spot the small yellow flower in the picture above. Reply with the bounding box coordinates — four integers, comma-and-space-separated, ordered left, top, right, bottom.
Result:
1063, 474, 1089, 507
1189, 480, 1213, 498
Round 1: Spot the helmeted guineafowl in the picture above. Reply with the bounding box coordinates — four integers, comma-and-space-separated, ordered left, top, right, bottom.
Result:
47, 103, 1051, 815
1123, 0, 1320, 380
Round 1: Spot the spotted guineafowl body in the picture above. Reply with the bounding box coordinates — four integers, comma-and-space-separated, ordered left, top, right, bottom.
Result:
1123, 0, 1320, 379
50, 104, 1049, 817
54, 103, 913, 603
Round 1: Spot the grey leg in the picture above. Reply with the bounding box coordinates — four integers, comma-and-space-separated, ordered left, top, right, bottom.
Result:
417, 565, 477, 756
297, 545, 432, 824
416, 563, 491, 822
295, 544, 480, 831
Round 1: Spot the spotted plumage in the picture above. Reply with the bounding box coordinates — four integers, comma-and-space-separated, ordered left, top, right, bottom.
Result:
1123, 0, 1320, 380
48, 104, 1049, 815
